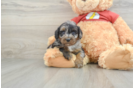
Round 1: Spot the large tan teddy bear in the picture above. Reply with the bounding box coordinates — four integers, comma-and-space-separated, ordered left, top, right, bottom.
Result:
44, 0, 133, 70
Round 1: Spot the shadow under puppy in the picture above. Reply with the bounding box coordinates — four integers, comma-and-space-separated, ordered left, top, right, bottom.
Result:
47, 21, 85, 68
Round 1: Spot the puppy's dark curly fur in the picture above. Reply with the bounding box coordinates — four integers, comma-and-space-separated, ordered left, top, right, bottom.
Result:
47, 21, 85, 68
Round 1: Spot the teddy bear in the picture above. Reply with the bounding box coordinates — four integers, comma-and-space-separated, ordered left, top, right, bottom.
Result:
44, 0, 133, 70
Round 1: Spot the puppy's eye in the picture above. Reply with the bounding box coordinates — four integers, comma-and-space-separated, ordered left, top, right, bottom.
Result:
60, 31, 65, 36
61, 32, 65, 35
72, 31, 76, 35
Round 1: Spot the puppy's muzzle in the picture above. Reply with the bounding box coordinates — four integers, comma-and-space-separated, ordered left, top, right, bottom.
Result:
66, 38, 71, 42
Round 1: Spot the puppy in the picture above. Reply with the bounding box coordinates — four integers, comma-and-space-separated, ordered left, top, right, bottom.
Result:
48, 21, 85, 68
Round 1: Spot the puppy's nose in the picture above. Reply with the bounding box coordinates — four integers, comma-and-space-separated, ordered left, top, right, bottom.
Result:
66, 38, 71, 42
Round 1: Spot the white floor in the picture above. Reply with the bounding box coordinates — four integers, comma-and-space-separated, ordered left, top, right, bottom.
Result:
1, 59, 133, 88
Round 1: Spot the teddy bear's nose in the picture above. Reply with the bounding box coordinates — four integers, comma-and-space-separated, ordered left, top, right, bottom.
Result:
82, 0, 86, 1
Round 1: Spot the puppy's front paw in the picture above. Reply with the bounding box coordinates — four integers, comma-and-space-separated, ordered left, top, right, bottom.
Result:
74, 59, 83, 68
63, 53, 72, 60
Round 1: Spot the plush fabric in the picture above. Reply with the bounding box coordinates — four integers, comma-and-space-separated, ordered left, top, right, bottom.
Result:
67, 0, 113, 15
98, 44, 133, 70
77, 21, 120, 63
44, 0, 133, 70
44, 47, 75, 68
113, 17, 133, 44
44, 47, 89, 67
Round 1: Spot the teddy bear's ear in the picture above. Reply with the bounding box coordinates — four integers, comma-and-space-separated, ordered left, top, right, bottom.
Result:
97, 0, 113, 11
67, 0, 73, 5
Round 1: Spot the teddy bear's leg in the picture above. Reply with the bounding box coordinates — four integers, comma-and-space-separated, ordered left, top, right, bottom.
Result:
44, 36, 75, 68
98, 44, 133, 70
47, 36, 55, 46
44, 47, 90, 68
44, 47, 76, 68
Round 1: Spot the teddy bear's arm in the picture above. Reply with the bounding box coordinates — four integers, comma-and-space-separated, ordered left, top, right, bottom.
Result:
113, 16, 133, 45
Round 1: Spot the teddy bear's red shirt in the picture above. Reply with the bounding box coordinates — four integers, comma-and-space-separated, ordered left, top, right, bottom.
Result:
71, 10, 119, 24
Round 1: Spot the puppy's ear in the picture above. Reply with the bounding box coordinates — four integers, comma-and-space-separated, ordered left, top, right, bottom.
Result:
55, 27, 60, 40
77, 26, 83, 39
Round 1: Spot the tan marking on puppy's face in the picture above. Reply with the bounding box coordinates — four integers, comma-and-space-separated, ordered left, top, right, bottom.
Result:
60, 26, 66, 31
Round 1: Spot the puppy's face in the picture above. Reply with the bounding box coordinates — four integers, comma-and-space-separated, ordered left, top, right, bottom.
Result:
55, 21, 82, 46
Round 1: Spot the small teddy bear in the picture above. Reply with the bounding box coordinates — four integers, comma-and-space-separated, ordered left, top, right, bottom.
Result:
44, 0, 133, 70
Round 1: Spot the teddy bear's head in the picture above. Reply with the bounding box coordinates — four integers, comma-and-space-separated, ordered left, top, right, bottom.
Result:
67, 0, 113, 15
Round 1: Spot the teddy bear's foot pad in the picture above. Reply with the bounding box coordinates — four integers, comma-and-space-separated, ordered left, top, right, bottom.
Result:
98, 44, 133, 70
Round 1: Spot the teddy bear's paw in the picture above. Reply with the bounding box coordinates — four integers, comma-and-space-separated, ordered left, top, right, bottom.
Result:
47, 36, 55, 46
98, 44, 133, 70
44, 47, 64, 66
44, 48, 76, 68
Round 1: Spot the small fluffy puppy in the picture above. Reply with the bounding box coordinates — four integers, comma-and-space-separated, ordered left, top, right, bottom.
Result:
48, 21, 85, 68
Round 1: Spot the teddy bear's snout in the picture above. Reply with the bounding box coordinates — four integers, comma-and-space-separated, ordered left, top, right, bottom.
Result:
76, 0, 100, 12
82, 0, 86, 2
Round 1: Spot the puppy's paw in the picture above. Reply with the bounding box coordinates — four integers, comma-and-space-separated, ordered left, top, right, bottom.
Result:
63, 53, 72, 60
75, 63, 83, 68
74, 60, 83, 68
